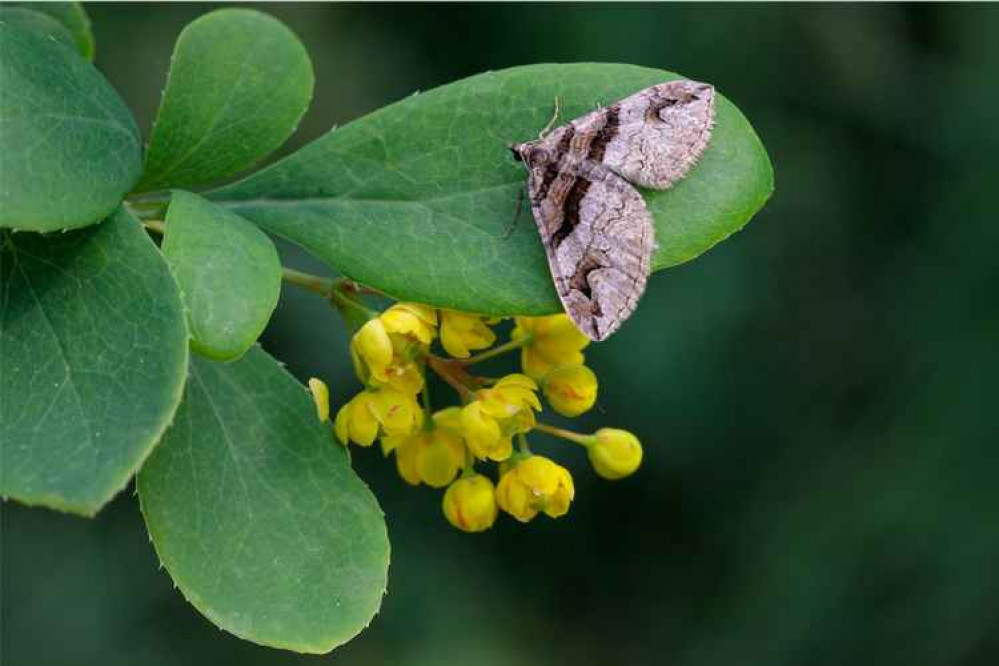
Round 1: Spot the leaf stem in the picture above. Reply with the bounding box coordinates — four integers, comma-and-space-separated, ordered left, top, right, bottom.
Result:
460, 333, 533, 366
282, 267, 337, 298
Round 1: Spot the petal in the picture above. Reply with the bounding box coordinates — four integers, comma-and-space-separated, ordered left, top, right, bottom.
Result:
352, 318, 393, 382
432, 406, 464, 431
440, 318, 471, 358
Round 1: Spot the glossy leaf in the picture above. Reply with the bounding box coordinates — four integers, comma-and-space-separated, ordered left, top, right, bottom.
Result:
0, 18, 141, 232
138, 347, 390, 654
4, 2, 96, 61
210, 63, 773, 316
0, 208, 189, 515
138, 8, 314, 192
0, 7, 77, 51
4, 2, 93, 60
162, 191, 281, 361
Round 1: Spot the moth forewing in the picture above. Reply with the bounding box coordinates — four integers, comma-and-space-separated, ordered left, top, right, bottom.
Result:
512, 79, 716, 341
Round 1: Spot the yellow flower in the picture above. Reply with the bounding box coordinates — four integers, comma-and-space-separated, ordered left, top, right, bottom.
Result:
383, 408, 466, 488
495, 455, 575, 522
439, 310, 496, 358
541, 365, 598, 417
512, 314, 590, 379
351, 303, 437, 394
460, 374, 542, 461
307, 377, 330, 423
587, 428, 643, 480
380, 302, 437, 345
442, 474, 498, 532
460, 402, 507, 460
334, 389, 423, 447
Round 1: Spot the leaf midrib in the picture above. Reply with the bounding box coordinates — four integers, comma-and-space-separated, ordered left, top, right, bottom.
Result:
214, 180, 521, 210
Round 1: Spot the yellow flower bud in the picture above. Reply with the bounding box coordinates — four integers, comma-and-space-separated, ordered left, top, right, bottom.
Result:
380, 303, 437, 345
307, 377, 330, 423
442, 474, 498, 532
382, 407, 466, 487
417, 426, 465, 488
495, 455, 574, 522
439, 310, 496, 358
334, 389, 423, 447
461, 374, 541, 461
588, 428, 643, 480
512, 315, 590, 379
460, 401, 509, 461
541, 365, 598, 417
351, 318, 393, 383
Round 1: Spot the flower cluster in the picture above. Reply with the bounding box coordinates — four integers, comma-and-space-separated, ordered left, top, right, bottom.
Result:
311, 296, 644, 533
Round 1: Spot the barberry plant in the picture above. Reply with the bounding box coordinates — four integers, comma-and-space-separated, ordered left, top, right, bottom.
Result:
0, 3, 772, 655
311, 296, 637, 532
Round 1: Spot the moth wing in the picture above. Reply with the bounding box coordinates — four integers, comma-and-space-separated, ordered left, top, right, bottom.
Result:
571, 80, 716, 191
527, 165, 653, 341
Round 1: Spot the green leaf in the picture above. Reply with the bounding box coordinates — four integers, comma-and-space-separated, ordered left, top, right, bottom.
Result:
0, 7, 77, 51
0, 18, 141, 232
138, 348, 390, 654
137, 8, 314, 192
4, 2, 94, 60
209, 63, 774, 316
0, 208, 189, 516
162, 191, 281, 361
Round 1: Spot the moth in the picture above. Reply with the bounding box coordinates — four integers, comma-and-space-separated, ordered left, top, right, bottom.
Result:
511, 80, 716, 341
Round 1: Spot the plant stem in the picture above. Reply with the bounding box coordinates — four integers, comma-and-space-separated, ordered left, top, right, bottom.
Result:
419, 374, 434, 428
460, 449, 477, 477
426, 355, 475, 400
533, 422, 593, 447
460, 333, 533, 366
282, 267, 336, 298
516, 432, 532, 455
143, 219, 166, 235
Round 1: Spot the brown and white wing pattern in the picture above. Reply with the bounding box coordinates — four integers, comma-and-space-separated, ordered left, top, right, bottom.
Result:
524, 160, 653, 341
569, 80, 715, 191
511, 78, 715, 340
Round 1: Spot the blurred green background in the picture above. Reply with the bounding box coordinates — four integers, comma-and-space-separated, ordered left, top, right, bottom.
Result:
4, 3, 999, 665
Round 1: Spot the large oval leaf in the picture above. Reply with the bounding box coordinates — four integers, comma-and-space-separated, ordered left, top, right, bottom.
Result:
0, 7, 77, 51
162, 191, 281, 361
210, 63, 773, 315
4, 2, 94, 60
138, 348, 390, 654
137, 9, 314, 192
0, 18, 141, 232
0, 208, 189, 515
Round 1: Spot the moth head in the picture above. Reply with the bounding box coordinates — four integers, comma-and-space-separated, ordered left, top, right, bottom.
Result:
510, 143, 552, 167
